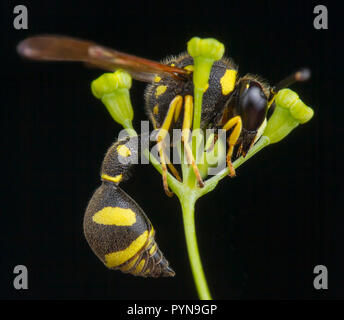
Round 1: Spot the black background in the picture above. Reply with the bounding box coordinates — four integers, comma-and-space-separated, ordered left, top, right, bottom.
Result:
1, 0, 343, 300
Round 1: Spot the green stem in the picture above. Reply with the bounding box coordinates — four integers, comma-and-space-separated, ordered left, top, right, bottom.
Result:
193, 89, 203, 131
179, 192, 212, 300
203, 136, 271, 193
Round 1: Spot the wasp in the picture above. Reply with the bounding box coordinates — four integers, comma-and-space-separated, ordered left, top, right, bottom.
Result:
17, 35, 310, 277
83, 135, 175, 277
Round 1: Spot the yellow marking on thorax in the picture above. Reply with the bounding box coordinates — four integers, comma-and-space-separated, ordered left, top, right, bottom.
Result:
220, 69, 237, 95
105, 231, 149, 268
170, 63, 175, 67
155, 85, 167, 97
154, 76, 162, 83
153, 104, 159, 115
102, 173, 123, 183
92, 207, 136, 226
117, 144, 131, 157
184, 65, 194, 72
203, 83, 209, 92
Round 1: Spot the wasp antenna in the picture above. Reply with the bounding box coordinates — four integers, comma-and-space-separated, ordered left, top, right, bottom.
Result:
295, 68, 311, 82
273, 68, 311, 93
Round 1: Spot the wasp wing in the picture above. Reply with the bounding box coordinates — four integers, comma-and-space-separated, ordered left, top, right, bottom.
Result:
17, 35, 190, 82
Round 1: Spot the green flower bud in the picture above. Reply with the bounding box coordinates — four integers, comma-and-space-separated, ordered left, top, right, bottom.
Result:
187, 37, 225, 92
263, 89, 314, 144
187, 37, 225, 131
276, 89, 314, 124
91, 70, 133, 129
187, 37, 225, 62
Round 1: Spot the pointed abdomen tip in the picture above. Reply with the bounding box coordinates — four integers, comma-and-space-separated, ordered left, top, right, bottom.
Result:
162, 266, 176, 277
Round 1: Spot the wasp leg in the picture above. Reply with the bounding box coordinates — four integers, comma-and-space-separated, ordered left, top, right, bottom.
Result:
222, 116, 242, 177
205, 133, 218, 153
157, 142, 173, 197
181, 95, 205, 188
156, 95, 183, 196
164, 150, 182, 182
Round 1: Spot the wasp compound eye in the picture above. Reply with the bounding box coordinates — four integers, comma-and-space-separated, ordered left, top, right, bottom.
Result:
238, 81, 267, 131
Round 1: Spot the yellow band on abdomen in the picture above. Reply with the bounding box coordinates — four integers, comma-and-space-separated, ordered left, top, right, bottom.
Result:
101, 173, 123, 183
105, 231, 149, 268
92, 206, 136, 226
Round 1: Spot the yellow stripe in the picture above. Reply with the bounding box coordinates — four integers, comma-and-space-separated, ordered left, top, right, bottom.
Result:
154, 76, 161, 83
155, 85, 167, 97
105, 231, 148, 268
120, 255, 140, 272
92, 207, 136, 226
117, 144, 131, 157
220, 69, 237, 95
144, 268, 151, 275
101, 174, 122, 183
153, 104, 159, 115
149, 243, 157, 256
134, 259, 145, 274
184, 65, 194, 72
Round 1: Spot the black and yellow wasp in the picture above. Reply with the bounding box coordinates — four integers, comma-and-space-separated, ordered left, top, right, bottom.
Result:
17, 35, 309, 277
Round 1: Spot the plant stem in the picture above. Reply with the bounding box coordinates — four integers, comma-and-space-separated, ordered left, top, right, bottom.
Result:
203, 136, 271, 192
179, 192, 212, 300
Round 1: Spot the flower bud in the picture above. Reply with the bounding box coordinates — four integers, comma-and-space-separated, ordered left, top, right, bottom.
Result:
187, 37, 225, 131
187, 37, 225, 62
263, 89, 314, 144
91, 70, 133, 129
187, 37, 225, 92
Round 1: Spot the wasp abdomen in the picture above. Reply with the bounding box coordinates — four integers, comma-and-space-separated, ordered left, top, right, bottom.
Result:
83, 136, 175, 278
118, 228, 175, 277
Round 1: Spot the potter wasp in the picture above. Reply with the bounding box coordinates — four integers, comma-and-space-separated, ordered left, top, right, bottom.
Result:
17, 35, 310, 277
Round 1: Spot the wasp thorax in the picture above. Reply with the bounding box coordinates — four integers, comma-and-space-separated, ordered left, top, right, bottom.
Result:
237, 80, 268, 131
